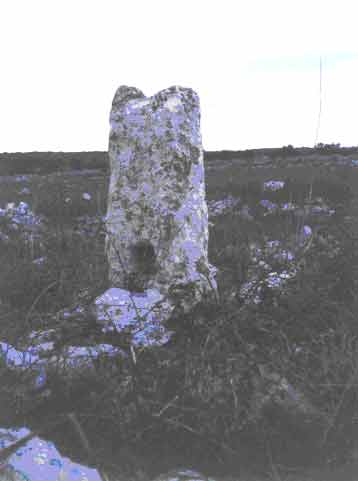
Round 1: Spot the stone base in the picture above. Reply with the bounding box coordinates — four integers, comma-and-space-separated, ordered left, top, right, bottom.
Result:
94, 277, 219, 348
94, 287, 176, 347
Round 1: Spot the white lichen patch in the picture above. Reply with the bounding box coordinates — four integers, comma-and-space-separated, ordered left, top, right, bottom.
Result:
128, 98, 151, 109
163, 95, 182, 112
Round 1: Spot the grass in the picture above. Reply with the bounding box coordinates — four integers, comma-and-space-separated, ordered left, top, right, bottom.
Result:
1, 160, 358, 480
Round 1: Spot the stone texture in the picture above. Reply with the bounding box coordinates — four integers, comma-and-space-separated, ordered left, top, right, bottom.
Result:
98, 85, 218, 340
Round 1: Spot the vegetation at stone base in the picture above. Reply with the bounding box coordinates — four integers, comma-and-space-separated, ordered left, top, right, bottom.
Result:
1, 162, 358, 480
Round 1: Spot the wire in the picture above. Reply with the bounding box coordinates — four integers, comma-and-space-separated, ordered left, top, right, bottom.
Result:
314, 56, 323, 147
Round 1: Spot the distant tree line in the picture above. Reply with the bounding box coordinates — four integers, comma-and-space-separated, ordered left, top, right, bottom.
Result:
206, 144, 358, 161
0, 151, 109, 175
1, 144, 358, 175
314, 142, 344, 154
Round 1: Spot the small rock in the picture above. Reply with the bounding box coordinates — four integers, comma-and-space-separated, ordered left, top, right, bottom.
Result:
153, 468, 211, 481
32, 257, 46, 265
264, 180, 285, 191
0, 232, 10, 243
5, 202, 15, 212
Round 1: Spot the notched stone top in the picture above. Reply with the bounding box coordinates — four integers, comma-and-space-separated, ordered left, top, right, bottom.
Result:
110, 85, 201, 123
109, 85, 202, 159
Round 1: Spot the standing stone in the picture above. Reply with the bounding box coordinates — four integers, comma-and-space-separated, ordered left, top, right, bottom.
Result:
96, 85, 218, 345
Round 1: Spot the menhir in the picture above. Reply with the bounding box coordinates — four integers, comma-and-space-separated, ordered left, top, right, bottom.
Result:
96, 85, 218, 347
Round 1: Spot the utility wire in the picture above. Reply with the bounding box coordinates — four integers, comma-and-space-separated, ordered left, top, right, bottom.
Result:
314, 56, 323, 147
309, 56, 323, 202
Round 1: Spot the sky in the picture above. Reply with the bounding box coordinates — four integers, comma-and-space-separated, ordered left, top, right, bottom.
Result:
0, 0, 357, 153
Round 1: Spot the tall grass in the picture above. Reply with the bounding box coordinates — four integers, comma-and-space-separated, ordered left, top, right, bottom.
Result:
0, 165, 358, 479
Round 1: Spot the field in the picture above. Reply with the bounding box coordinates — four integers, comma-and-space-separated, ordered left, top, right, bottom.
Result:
1, 153, 358, 480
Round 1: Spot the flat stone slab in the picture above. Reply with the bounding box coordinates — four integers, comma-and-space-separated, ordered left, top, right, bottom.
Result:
94, 287, 175, 347
0, 427, 102, 481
